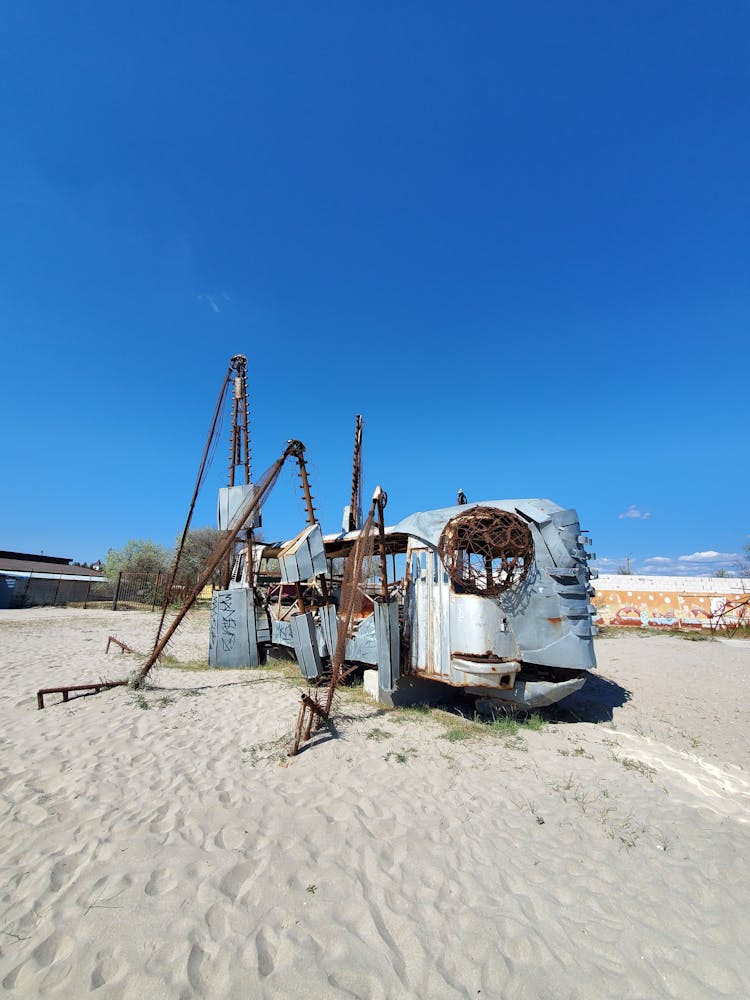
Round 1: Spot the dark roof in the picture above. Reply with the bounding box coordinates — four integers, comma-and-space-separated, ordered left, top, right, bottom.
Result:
0, 555, 106, 578
0, 550, 72, 565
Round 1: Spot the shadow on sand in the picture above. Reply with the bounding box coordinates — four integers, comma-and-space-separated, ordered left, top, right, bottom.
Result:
549, 673, 631, 725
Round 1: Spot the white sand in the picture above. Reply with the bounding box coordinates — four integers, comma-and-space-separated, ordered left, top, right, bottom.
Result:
1, 609, 748, 998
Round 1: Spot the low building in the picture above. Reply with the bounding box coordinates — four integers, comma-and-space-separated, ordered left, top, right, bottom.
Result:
0, 551, 108, 609
592, 573, 750, 629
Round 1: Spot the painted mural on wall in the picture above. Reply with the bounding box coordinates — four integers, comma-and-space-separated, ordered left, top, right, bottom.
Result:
592, 575, 750, 630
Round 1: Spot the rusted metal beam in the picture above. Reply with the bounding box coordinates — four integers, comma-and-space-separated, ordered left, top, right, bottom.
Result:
139, 441, 302, 680
375, 488, 390, 602
37, 680, 127, 710
106, 635, 137, 654
293, 444, 329, 604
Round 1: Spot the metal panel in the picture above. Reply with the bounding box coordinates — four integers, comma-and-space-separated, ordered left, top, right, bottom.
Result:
290, 612, 323, 680
208, 588, 260, 668
217, 485, 261, 532
278, 524, 327, 583
407, 548, 431, 672
319, 603, 338, 658
374, 597, 400, 693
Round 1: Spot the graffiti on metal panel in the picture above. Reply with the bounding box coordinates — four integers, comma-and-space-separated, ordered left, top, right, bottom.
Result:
210, 592, 240, 652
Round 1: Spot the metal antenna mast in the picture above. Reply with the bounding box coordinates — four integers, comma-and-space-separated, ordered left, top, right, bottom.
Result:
348, 414, 363, 532
228, 354, 251, 487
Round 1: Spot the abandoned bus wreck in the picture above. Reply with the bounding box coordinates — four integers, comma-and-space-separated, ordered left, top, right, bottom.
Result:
211, 493, 598, 712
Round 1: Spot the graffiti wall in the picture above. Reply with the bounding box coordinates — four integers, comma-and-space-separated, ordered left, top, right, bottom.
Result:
592, 575, 750, 630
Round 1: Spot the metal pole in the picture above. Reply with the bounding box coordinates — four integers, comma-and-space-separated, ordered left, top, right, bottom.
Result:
295, 447, 329, 603
112, 572, 122, 611
375, 489, 389, 602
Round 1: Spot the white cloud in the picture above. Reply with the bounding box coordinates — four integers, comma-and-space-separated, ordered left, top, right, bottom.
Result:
198, 293, 221, 313
619, 505, 651, 520
636, 551, 744, 576
679, 550, 725, 563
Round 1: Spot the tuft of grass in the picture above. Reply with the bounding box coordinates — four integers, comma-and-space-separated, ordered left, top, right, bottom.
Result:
384, 747, 418, 765
131, 692, 150, 710
655, 832, 671, 852
390, 705, 432, 723
621, 757, 656, 782
182, 688, 203, 698
573, 788, 593, 814
525, 712, 546, 732
306, 884, 317, 895
154, 652, 210, 671
440, 727, 473, 743
488, 715, 520, 737
669, 629, 712, 641
557, 746, 594, 759
366, 727, 393, 742
552, 773, 576, 794
242, 737, 289, 767
158, 695, 175, 708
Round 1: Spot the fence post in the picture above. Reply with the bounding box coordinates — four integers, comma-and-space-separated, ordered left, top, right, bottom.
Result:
20, 572, 33, 608
83, 579, 91, 609
112, 572, 122, 611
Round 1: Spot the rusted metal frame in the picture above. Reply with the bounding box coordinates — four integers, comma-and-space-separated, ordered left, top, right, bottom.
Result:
291, 692, 329, 755
153, 364, 234, 649
239, 370, 251, 486
293, 445, 330, 605
438, 507, 533, 597
375, 489, 389, 602
349, 415, 363, 531
228, 393, 239, 486
37, 680, 127, 710
106, 635, 137, 654
295, 445, 317, 525
290, 498, 381, 756
140, 442, 301, 680
323, 495, 378, 718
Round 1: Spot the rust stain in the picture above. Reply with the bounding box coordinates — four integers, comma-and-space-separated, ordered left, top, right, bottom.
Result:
548, 617, 562, 624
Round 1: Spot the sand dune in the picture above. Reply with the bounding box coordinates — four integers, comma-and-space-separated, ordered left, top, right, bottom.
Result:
1, 609, 748, 998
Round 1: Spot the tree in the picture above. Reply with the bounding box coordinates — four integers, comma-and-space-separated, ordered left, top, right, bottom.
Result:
175, 527, 224, 582
105, 539, 172, 580
715, 568, 732, 578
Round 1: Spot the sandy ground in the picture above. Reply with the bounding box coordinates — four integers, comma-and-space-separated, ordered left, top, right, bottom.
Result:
0, 608, 748, 999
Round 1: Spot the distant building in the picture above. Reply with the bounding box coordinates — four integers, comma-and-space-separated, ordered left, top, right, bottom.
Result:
592, 573, 750, 629
0, 551, 107, 609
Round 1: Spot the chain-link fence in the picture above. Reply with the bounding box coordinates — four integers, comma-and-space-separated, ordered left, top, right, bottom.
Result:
3, 571, 205, 611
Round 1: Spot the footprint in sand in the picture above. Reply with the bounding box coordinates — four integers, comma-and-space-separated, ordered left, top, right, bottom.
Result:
90, 946, 122, 990
148, 802, 173, 834
218, 861, 254, 903
144, 867, 178, 897
186, 938, 207, 992
205, 902, 229, 942
213, 826, 245, 850
2, 931, 74, 991
255, 928, 276, 978
49, 858, 74, 892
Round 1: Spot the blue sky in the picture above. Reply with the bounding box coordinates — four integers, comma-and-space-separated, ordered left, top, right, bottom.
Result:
1, 2, 748, 576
